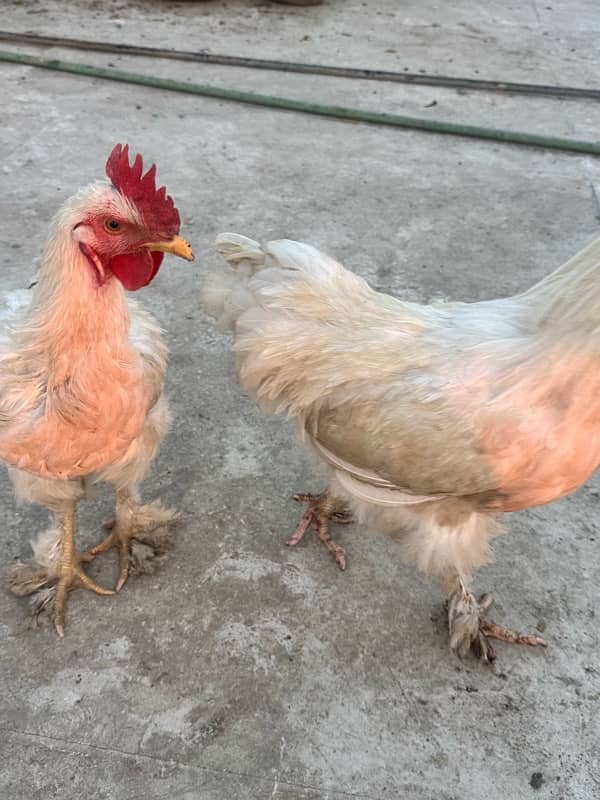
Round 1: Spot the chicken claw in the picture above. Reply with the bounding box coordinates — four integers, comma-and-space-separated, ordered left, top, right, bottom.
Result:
82, 491, 178, 591
448, 586, 547, 663
288, 491, 353, 570
83, 521, 134, 593
54, 563, 114, 639
10, 504, 114, 637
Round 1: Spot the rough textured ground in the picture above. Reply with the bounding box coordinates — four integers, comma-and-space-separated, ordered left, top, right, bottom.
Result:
1, 1, 599, 798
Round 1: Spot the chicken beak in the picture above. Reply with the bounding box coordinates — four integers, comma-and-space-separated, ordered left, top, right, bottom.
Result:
143, 235, 195, 262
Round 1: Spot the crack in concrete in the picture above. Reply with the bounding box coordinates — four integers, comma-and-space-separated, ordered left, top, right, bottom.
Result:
529, 0, 542, 25
1, 727, 381, 800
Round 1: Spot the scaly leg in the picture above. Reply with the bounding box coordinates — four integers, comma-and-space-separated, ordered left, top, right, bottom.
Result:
10, 502, 114, 637
288, 490, 353, 570
83, 488, 178, 591
447, 579, 546, 663
54, 505, 115, 637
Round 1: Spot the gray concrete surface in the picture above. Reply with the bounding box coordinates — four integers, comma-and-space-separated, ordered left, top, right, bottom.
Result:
1, 2, 599, 798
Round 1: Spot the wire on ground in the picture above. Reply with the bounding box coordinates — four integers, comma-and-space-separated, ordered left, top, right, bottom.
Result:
1, 49, 599, 156
1, 29, 599, 101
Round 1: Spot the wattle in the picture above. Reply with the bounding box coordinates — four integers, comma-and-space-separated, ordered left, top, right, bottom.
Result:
110, 251, 164, 291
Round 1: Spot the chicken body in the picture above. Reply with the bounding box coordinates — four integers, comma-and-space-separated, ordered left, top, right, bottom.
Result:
202, 233, 600, 659
3, 148, 193, 635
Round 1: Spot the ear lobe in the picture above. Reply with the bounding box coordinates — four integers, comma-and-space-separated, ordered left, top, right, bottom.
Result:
79, 242, 109, 286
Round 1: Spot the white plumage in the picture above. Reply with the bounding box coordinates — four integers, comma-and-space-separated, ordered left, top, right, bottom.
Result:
201, 232, 600, 660
4, 145, 191, 635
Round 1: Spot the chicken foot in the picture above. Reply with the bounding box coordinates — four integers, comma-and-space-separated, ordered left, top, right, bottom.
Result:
287, 491, 353, 570
82, 488, 178, 591
447, 580, 546, 663
10, 502, 114, 637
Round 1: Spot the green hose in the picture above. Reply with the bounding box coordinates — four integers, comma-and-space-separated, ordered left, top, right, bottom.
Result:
2, 49, 600, 156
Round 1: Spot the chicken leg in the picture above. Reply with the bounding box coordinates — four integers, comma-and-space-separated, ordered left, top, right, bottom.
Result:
447, 579, 547, 663
83, 487, 178, 591
10, 501, 114, 637
287, 490, 353, 570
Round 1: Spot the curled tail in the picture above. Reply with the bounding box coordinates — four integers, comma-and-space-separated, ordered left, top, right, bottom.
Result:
201, 232, 345, 331
201, 232, 379, 416
200, 233, 268, 331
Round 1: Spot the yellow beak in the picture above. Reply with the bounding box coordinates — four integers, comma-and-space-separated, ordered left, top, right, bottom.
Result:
143, 235, 195, 262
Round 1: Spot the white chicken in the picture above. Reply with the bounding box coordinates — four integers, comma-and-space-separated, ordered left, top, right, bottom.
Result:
201, 231, 600, 661
4, 144, 194, 635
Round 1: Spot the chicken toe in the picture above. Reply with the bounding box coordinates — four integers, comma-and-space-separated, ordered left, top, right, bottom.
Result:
53, 562, 115, 638
10, 504, 114, 636
287, 491, 352, 570
83, 491, 178, 591
448, 584, 546, 663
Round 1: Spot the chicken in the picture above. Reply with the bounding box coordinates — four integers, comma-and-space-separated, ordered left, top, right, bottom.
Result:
3, 144, 194, 636
200, 231, 600, 661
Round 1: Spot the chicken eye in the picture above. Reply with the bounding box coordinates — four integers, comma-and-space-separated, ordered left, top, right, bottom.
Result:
104, 219, 122, 233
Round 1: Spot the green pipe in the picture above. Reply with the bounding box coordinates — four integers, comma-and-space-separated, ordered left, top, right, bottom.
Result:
2, 49, 600, 156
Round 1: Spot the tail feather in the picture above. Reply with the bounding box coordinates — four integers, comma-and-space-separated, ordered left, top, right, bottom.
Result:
202, 231, 384, 413
264, 239, 341, 281
201, 233, 267, 331
214, 232, 266, 268
201, 233, 345, 332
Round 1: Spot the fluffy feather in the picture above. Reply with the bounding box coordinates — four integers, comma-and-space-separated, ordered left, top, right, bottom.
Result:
3, 145, 188, 633
202, 232, 600, 658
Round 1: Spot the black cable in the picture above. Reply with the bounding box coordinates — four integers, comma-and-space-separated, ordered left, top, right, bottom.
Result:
0, 29, 598, 101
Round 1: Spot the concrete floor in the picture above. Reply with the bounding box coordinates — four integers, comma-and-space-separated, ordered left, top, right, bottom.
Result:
1, 1, 599, 798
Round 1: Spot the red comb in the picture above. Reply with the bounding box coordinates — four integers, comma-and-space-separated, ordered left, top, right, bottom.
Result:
105, 144, 180, 238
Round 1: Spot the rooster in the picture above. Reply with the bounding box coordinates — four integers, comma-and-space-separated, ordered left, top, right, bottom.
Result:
3, 144, 194, 636
200, 231, 600, 661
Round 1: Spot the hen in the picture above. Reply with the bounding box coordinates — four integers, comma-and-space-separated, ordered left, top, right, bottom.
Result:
201, 232, 600, 661
3, 144, 194, 636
